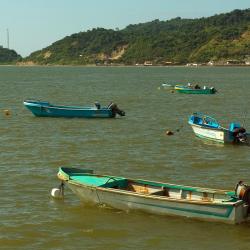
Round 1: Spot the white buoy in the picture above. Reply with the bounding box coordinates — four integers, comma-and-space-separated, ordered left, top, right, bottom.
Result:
51, 188, 64, 199
3, 109, 11, 116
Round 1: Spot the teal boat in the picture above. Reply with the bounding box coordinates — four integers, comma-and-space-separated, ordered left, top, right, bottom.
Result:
23, 100, 125, 118
55, 167, 250, 224
175, 84, 216, 94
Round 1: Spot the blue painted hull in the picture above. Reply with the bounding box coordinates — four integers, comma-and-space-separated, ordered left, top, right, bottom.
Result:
23, 100, 118, 118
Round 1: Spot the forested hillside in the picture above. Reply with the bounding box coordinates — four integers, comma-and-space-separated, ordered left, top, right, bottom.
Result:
0, 47, 22, 64
25, 9, 250, 65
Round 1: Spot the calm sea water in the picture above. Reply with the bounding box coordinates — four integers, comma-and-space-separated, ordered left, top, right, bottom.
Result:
1, 66, 250, 250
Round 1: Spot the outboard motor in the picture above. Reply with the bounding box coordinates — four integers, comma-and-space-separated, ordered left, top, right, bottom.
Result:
108, 102, 125, 117
210, 87, 216, 93
235, 181, 250, 210
233, 127, 248, 143
95, 102, 101, 109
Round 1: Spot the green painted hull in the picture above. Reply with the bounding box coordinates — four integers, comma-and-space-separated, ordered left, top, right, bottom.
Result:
57, 167, 250, 224
175, 88, 215, 94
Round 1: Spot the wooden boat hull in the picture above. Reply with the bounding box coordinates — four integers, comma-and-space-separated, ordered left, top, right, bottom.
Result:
57, 168, 250, 224
23, 100, 118, 118
67, 182, 247, 224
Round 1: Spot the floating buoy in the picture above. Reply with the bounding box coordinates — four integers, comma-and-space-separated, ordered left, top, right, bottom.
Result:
3, 109, 11, 116
51, 188, 64, 199
166, 130, 174, 136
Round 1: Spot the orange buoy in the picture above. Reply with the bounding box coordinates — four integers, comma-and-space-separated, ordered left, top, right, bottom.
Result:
166, 130, 174, 136
3, 109, 11, 116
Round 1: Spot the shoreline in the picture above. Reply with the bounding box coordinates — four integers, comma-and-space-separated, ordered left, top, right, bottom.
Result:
1, 63, 250, 68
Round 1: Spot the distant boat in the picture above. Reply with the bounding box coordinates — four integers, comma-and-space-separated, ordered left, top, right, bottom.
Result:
175, 83, 216, 94
188, 112, 249, 144
55, 167, 250, 224
23, 100, 125, 118
160, 83, 175, 89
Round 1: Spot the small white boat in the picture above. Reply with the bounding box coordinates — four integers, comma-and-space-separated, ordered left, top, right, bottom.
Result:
161, 83, 175, 89
188, 113, 249, 144
56, 167, 250, 224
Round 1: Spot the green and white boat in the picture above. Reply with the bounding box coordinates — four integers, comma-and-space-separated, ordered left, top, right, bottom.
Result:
175, 84, 216, 94
55, 167, 250, 224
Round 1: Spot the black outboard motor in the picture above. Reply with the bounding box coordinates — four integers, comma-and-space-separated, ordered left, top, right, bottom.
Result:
95, 102, 101, 109
233, 127, 248, 143
108, 102, 125, 117
210, 87, 217, 93
235, 181, 250, 212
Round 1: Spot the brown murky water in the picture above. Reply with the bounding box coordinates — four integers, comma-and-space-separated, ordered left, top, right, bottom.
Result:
1, 66, 250, 250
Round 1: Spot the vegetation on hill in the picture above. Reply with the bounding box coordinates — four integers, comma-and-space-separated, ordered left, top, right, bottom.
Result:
0, 46, 22, 64
25, 8, 250, 65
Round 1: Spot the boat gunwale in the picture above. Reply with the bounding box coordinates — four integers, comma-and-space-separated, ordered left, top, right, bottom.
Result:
58, 169, 233, 194
66, 179, 241, 207
23, 101, 110, 112
189, 123, 227, 132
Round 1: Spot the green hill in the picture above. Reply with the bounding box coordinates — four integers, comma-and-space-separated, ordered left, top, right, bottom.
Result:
0, 46, 22, 64
25, 8, 250, 65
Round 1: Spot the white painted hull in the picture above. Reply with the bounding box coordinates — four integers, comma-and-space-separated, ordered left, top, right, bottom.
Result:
190, 124, 232, 143
67, 182, 248, 224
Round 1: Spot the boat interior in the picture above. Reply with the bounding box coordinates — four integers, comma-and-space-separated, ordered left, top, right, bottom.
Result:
24, 100, 105, 110
68, 170, 236, 203
189, 113, 220, 129
104, 178, 236, 203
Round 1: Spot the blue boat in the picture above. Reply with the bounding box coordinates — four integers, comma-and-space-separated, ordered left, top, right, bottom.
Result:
188, 112, 249, 144
23, 100, 125, 118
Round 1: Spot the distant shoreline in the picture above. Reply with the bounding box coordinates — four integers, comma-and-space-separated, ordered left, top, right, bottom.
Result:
1, 63, 250, 67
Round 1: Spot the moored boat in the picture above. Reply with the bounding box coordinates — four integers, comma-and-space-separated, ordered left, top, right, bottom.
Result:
160, 83, 175, 89
175, 83, 216, 94
188, 112, 249, 144
55, 167, 250, 224
23, 100, 125, 118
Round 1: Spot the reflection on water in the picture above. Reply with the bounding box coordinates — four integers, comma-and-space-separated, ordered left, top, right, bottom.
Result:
0, 66, 250, 250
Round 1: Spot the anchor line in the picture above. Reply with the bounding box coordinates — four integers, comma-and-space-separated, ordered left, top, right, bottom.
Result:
95, 189, 102, 205
59, 182, 64, 196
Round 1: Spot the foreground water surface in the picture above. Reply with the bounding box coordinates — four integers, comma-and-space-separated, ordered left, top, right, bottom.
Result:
1, 66, 250, 250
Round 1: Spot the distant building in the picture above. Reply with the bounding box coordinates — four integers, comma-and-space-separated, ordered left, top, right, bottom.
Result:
207, 61, 214, 66
186, 63, 198, 67
164, 61, 173, 65
226, 60, 244, 65
144, 61, 153, 66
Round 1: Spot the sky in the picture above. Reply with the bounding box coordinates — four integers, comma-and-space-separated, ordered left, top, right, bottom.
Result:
0, 0, 249, 57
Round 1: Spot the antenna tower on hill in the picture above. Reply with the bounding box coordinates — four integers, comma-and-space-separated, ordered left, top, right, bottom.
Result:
7, 29, 9, 49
